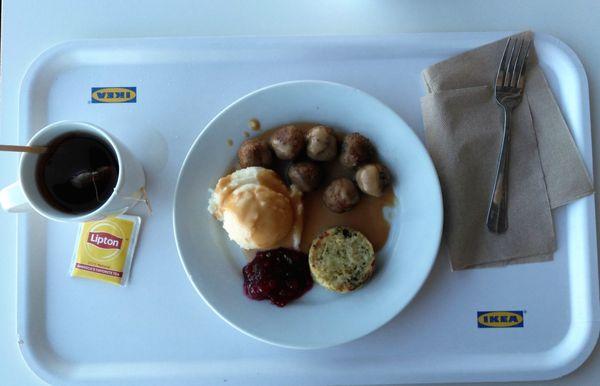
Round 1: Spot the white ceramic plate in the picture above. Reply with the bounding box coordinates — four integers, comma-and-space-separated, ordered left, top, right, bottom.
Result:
173, 80, 443, 349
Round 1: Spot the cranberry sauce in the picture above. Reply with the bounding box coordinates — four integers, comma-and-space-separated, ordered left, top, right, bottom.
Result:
242, 248, 313, 307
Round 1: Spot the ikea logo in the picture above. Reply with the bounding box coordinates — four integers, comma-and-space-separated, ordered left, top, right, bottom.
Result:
91, 87, 136, 103
477, 311, 524, 328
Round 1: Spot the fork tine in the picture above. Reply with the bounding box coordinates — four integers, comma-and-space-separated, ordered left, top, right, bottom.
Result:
510, 39, 524, 88
504, 38, 518, 87
515, 40, 532, 90
496, 38, 512, 88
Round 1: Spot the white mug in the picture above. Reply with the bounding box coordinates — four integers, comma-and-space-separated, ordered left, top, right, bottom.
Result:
0, 121, 145, 222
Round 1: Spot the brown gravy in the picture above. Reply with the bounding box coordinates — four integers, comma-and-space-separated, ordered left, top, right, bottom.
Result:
237, 122, 396, 255
249, 119, 261, 131
300, 186, 395, 253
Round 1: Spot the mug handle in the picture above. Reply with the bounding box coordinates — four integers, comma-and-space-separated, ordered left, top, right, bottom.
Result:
0, 181, 32, 212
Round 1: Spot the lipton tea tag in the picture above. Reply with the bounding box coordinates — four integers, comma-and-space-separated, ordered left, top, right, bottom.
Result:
70, 214, 141, 286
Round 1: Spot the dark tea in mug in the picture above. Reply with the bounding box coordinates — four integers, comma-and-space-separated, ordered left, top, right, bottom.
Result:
35, 132, 119, 214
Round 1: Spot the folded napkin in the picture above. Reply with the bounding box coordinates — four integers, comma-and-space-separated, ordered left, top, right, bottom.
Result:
421, 31, 593, 270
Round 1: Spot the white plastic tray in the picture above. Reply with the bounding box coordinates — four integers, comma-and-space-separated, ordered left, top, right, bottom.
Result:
16, 32, 599, 385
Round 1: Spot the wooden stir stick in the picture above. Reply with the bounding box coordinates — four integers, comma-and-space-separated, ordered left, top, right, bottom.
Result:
0, 145, 47, 154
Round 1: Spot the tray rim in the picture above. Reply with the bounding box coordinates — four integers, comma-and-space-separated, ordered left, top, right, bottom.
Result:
15, 31, 599, 385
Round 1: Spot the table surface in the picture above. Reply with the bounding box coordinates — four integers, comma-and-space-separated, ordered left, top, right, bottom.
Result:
1, 1, 600, 385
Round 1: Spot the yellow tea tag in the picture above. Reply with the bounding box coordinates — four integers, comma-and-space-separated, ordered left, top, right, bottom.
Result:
71, 214, 141, 286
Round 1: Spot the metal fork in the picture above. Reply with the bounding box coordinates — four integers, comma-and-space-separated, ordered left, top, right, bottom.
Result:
486, 37, 531, 233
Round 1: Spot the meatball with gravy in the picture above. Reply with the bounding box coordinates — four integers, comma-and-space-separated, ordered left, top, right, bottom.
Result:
355, 163, 391, 197
340, 133, 374, 168
269, 125, 305, 160
306, 125, 337, 161
287, 162, 322, 192
323, 178, 360, 213
238, 139, 273, 168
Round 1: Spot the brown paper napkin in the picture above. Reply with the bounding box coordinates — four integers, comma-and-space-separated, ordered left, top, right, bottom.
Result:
421, 31, 593, 270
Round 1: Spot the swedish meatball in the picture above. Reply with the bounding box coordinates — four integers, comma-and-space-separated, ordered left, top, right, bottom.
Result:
340, 133, 374, 168
287, 162, 322, 192
323, 178, 360, 213
355, 163, 391, 197
306, 125, 337, 161
269, 125, 305, 160
237, 139, 273, 168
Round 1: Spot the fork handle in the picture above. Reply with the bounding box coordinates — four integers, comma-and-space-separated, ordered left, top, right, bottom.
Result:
486, 107, 511, 233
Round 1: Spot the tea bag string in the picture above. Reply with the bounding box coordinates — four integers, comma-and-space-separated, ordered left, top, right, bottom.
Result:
91, 170, 100, 203
124, 187, 152, 215
70, 167, 111, 204
69, 146, 110, 204
90, 148, 101, 204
